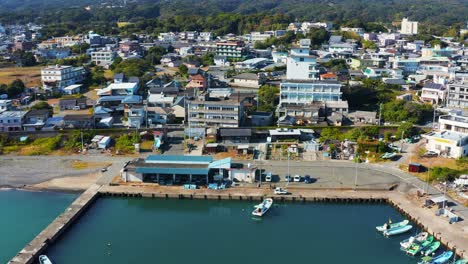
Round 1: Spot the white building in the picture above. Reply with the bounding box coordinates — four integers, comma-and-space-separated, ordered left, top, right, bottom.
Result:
250, 32, 274, 43
423, 131, 468, 158
41, 65, 85, 91
420, 83, 446, 105
286, 39, 319, 80
0, 100, 12, 113
328, 42, 356, 53
401, 18, 418, 35
91, 50, 116, 68
439, 113, 468, 134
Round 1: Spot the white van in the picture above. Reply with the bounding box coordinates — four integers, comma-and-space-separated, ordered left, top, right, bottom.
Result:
265, 172, 272, 182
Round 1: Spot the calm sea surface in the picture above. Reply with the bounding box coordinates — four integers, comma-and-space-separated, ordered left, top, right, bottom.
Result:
45, 197, 438, 264
0, 190, 77, 263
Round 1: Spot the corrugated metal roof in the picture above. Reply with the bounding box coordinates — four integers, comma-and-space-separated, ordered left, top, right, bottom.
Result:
136, 167, 209, 175
145, 155, 213, 164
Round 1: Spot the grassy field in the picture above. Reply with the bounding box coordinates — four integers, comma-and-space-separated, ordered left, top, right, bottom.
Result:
0, 66, 42, 87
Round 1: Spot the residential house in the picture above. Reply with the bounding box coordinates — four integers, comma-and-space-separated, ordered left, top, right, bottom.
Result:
250, 111, 273, 126
214, 55, 230, 66
59, 98, 87, 111
23, 109, 51, 131
0, 110, 27, 132
231, 73, 266, 89
97, 82, 141, 111
347, 110, 378, 125
420, 83, 446, 105
186, 74, 207, 91
63, 114, 94, 129
218, 128, 252, 144
62, 84, 82, 95
438, 113, 468, 134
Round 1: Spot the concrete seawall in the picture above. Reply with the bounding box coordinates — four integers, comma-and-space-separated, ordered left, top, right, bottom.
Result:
9, 184, 101, 264
9, 185, 468, 263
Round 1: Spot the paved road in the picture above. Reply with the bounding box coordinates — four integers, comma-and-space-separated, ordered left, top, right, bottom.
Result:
0, 155, 128, 187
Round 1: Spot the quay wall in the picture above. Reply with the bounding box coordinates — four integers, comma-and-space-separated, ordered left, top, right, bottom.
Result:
9, 186, 467, 263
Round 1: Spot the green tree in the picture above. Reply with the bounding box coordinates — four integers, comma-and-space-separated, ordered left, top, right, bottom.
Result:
396, 122, 415, 139
31, 101, 53, 114
320, 128, 343, 141
256, 84, 280, 112
113, 58, 151, 77
362, 40, 378, 50
178, 64, 188, 76
7, 79, 25, 98
201, 53, 215, 66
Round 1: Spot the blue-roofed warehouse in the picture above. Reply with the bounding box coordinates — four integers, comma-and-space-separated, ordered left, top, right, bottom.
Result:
121, 155, 232, 185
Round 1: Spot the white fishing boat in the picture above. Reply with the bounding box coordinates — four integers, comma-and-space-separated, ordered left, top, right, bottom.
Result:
252, 198, 273, 217
400, 232, 428, 250
39, 255, 52, 264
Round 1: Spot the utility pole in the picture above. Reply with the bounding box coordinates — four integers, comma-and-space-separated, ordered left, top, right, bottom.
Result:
80, 131, 84, 153
379, 103, 383, 125
432, 106, 436, 130
354, 158, 358, 190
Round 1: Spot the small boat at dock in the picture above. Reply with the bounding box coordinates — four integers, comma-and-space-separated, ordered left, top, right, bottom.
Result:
252, 198, 273, 217
376, 219, 409, 232
421, 241, 441, 256
39, 255, 52, 264
400, 232, 428, 250
405, 236, 434, 256
430, 251, 453, 264
383, 224, 412, 237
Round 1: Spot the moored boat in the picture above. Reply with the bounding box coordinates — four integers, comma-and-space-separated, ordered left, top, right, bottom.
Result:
430, 251, 453, 264
383, 224, 412, 236
252, 198, 273, 217
39, 255, 52, 264
376, 219, 409, 232
406, 235, 434, 256
400, 232, 428, 250
421, 241, 441, 256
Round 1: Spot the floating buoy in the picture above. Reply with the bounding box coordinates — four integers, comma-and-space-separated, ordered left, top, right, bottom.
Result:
107, 242, 112, 247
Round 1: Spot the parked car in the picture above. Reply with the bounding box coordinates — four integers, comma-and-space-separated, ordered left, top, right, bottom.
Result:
285, 175, 292, 182
304, 175, 313, 184
274, 187, 288, 195
293, 175, 301, 182
265, 172, 272, 182
101, 168, 108, 172
424, 151, 438, 157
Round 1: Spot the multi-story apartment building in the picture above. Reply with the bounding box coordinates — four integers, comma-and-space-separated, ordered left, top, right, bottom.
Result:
439, 113, 468, 134
279, 80, 343, 105
278, 39, 346, 125
286, 39, 319, 80
41, 65, 85, 91
400, 18, 418, 35
91, 50, 116, 68
187, 94, 245, 128
216, 41, 247, 60
446, 80, 468, 108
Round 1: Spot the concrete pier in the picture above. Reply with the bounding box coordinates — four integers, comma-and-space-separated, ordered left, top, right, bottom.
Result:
9, 184, 101, 264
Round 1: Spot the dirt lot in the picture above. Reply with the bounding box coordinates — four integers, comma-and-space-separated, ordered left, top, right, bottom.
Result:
0, 66, 42, 87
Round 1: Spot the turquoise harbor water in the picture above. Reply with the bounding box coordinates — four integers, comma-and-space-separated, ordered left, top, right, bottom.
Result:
0, 190, 77, 263
46, 198, 436, 264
